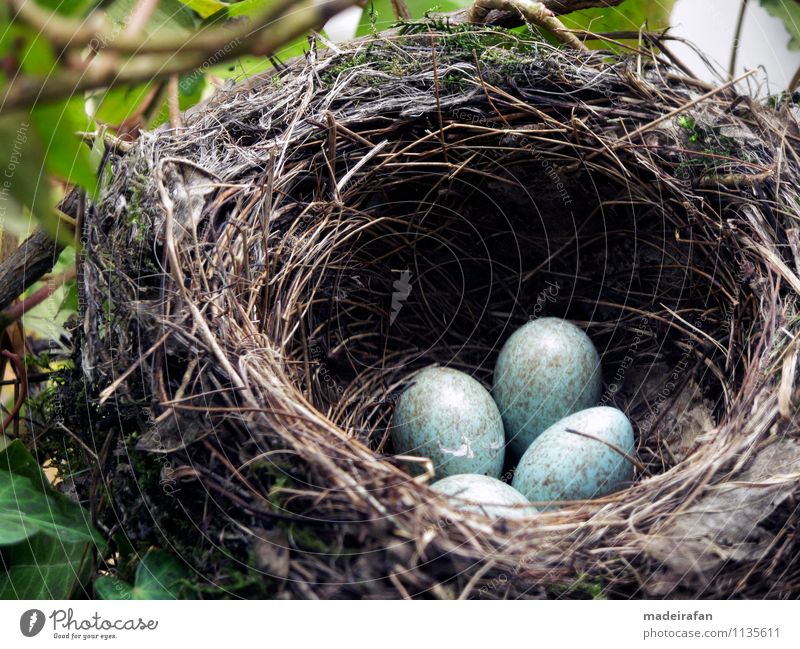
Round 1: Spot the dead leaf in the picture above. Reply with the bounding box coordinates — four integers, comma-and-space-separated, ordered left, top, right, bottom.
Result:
643, 437, 800, 582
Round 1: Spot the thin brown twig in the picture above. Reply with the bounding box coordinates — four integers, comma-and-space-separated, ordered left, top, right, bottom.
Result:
0, 267, 76, 328
124, 0, 160, 39
728, 0, 750, 81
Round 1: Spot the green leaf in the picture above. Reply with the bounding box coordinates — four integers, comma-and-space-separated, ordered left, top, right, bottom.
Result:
22, 274, 78, 340
0, 469, 102, 546
32, 99, 98, 196
357, 0, 469, 36
94, 575, 134, 600
0, 442, 105, 599
178, 0, 228, 18
33, 0, 96, 17
0, 440, 48, 485
0, 113, 52, 234
107, 0, 197, 33
17, 22, 58, 76
561, 0, 676, 49
149, 73, 207, 127
210, 55, 272, 79
134, 551, 190, 598
0, 532, 95, 599
226, 0, 274, 18
760, 0, 800, 50
62, 278, 80, 314
93, 83, 157, 126
0, 24, 96, 231
97, 551, 191, 600
211, 29, 315, 79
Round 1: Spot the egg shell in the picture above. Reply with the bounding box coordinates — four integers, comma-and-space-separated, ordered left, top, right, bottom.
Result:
432, 474, 538, 519
512, 406, 635, 505
392, 367, 505, 479
492, 317, 602, 458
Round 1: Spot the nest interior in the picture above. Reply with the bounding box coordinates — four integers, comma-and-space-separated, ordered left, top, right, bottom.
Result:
65, 24, 800, 598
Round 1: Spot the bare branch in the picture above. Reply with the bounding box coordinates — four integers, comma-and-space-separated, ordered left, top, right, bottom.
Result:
448, 0, 625, 27
0, 230, 65, 314
2, 0, 360, 111
8, 0, 343, 55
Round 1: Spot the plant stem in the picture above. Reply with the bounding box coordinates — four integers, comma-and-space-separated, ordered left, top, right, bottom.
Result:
0, 267, 76, 329
124, 0, 160, 38
728, 0, 749, 81
9, 0, 300, 54
391, 0, 412, 19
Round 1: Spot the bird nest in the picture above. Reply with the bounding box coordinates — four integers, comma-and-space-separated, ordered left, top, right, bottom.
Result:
68, 23, 800, 598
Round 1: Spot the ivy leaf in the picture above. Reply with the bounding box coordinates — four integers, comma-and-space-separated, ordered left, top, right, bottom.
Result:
96, 551, 191, 600
0, 102, 95, 239
20, 246, 78, 341
0, 113, 52, 236
0, 442, 105, 599
61, 279, 80, 314
94, 575, 134, 600
210, 37, 316, 79
32, 99, 98, 196
210, 55, 272, 79
0, 440, 47, 485
107, 0, 197, 33
178, 0, 228, 18
0, 532, 95, 599
0, 470, 102, 546
15, 19, 58, 76
93, 83, 157, 126
226, 0, 277, 18
0, 25, 89, 237
0, 439, 103, 546
33, 0, 97, 16
2, 25, 82, 229
22, 274, 78, 340
759, 0, 800, 49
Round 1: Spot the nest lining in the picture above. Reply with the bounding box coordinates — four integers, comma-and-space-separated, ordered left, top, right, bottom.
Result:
70, 25, 800, 598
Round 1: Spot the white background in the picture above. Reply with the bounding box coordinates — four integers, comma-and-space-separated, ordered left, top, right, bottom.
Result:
1, 600, 797, 647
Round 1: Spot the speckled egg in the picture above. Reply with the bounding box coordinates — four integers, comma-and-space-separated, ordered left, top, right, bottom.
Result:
492, 317, 602, 458
511, 406, 635, 505
392, 367, 505, 479
432, 474, 538, 519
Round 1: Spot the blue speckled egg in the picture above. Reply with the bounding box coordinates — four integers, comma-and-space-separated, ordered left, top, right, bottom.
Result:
511, 406, 635, 505
432, 474, 538, 519
392, 367, 505, 479
492, 317, 602, 458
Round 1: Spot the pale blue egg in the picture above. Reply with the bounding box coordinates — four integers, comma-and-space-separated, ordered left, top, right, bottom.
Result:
432, 474, 538, 519
392, 367, 505, 479
512, 406, 635, 506
492, 318, 602, 459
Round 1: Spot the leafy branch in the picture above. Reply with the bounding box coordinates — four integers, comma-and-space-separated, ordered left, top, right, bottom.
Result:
4, 0, 364, 111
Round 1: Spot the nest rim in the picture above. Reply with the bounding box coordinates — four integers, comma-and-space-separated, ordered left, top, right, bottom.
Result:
75, 25, 800, 599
